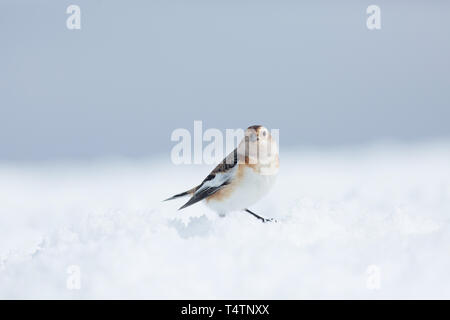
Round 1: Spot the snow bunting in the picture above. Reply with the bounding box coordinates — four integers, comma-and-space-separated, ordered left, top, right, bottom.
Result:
165, 125, 279, 222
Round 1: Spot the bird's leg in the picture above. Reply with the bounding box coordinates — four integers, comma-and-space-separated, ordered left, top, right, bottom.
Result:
244, 209, 276, 223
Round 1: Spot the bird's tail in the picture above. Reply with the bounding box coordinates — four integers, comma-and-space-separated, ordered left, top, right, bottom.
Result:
163, 186, 198, 201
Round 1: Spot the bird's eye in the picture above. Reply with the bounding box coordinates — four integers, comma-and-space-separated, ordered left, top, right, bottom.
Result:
262, 130, 267, 137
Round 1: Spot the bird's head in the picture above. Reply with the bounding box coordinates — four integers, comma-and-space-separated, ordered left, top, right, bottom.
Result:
238, 125, 279, 173
245, 125, 270, 143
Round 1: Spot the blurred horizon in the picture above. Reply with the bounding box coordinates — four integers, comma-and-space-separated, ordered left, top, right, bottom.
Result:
1, 0, 449, 162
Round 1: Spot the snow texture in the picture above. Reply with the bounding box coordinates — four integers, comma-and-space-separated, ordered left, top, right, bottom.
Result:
1, 142, 450, 299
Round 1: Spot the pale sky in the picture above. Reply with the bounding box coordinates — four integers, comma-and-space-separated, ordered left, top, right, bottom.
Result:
1, 0, 449, 161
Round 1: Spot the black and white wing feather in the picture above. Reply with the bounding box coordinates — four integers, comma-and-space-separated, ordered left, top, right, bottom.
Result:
178, 150, 238, 210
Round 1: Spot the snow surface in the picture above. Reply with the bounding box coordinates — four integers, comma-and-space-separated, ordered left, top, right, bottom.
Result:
1, 142, 450, 299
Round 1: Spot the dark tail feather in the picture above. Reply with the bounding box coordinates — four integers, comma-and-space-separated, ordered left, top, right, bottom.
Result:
178, 196, 203, 210
163, 186, 198, 202
163, 191, 189, 201
178, 185, 220, 210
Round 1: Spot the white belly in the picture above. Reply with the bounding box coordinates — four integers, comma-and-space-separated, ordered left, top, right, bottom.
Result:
205, 167, 277, 215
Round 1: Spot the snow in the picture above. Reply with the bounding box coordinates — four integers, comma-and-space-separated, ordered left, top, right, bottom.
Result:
1, 142, 450, 299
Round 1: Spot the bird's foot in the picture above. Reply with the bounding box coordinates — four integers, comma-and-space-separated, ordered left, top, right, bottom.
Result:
244, 208, 277, 223
262, 217, 277, 223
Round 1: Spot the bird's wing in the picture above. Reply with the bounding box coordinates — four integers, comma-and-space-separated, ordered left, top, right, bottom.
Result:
179, 149, 238, 210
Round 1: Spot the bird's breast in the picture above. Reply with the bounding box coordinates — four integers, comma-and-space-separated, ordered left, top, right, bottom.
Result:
206, 164, 277, 213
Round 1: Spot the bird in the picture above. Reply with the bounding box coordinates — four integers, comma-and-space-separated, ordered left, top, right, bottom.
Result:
165, 125, 279, 222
